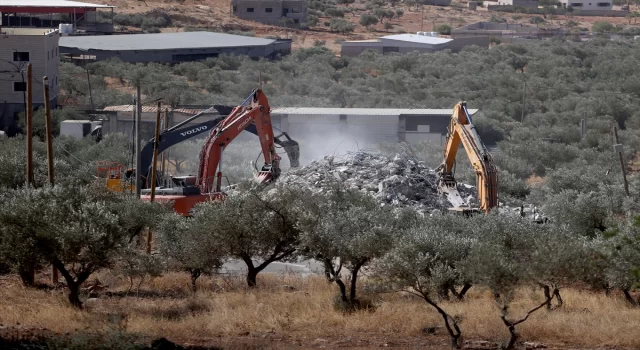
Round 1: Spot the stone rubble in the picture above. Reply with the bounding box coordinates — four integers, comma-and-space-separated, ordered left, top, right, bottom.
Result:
279, 151, 477, 212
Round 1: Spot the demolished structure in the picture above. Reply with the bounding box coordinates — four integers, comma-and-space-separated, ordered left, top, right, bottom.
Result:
279, 151, 477, 213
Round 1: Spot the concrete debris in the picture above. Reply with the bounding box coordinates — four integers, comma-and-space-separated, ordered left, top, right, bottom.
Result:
280, 151, 476, 212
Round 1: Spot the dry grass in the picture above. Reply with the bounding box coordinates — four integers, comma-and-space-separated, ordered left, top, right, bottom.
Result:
1, 272, 639, 349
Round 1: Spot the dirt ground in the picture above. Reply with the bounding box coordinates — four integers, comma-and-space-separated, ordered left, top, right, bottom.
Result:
95, 0, 640, 54
1, 272, 639, 349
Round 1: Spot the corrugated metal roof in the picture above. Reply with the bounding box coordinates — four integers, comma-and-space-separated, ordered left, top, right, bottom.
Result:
0, 0, 114, 8
104, 105, 479, 117
272, 107, 478, 116
381, 34, 452, 45
102, 105, 212, 114
60, 32, 275, 51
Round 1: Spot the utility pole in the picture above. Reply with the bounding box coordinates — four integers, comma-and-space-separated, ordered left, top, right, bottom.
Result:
147, 102, 162, 254
160, 108, 169, 184
135, 85, 142, 197
44, 76, 58, 284
521, 80, 526, 123
86, 70, 94, 110
613, 126, 630, 196
26, 63, 33, 187
420, 6, 424, 31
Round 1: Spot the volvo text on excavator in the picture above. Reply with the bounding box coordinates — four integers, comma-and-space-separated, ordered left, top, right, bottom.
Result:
100, 103, 298, 193
436, 101, 498, 214
140, 89, 300, 215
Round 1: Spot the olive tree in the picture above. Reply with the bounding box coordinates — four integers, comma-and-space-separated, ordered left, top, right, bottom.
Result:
374, 214, 477, 348
603, 216, 640, 306
0, 185, 167, 307
299, 187, 396, 309
157, 212, 225, 292
191, 183, 308, 287
464, 214, 552, 350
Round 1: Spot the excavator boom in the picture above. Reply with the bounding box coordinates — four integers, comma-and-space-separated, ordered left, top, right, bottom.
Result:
437, 102, 498, 213
142, 89, 299, 216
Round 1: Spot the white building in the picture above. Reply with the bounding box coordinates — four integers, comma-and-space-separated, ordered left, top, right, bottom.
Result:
341, 33, 482, 57
559, 0, 612, 10
270, 107, 479, 161
0, 27, 60, 134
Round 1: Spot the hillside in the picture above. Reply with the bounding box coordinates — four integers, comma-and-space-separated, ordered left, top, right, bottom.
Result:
98, 0, 638, 54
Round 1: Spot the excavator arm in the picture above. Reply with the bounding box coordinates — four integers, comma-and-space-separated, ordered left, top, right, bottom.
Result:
197, 89, 295, 193
437, 102, 498, 213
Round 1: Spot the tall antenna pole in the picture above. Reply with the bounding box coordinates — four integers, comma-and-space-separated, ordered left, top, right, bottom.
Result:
44, 76, 58, 284
135, 84, 142, 197
26, 63, 34, 187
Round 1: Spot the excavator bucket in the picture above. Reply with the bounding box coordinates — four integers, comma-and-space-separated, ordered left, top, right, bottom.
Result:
275, 132, 300, 168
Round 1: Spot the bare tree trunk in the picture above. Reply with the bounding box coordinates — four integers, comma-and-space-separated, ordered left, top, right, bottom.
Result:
335, 277, 348, 301
246, 267, 258, 287
623, 289, 638, 306
498, 292, 553, 350
541, 284, 552, 310
18, 264, 35, 287
450, 283, 472, 301
420, 291, 461, 349
190, 269, 202, 292
349, 263, 364, 302
553, 288, 563, 308
67, 281, 82, 308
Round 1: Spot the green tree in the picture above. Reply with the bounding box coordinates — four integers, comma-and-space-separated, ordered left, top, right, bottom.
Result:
359, 13, 379, 29
192, 184, 308, 287
436, 24, 452, 35
299, 187, 396, 309
375, 215, 476, 348
329, 18, 355, 33
157, 213, 225, 292
592, 20, 614, 33
0, 185, 168, 307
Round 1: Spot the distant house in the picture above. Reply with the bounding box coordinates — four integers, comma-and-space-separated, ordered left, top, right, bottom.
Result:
558, 0, 612, 10
231, 0, 307, 28
59, 32, 292, 63
0, 28, 60, 134
493, 0, 539, 8
418, 0, 452, 5
341, 33, 483, 57
451, 22, 566, 43
0, 0, 114, 34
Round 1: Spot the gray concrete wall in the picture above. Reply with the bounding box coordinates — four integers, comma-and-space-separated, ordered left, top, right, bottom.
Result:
61, 42, 289, 63
340, 43, 383, 57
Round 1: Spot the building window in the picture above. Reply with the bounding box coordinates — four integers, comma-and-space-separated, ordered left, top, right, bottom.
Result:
597, 2, 609, 5
570, 2, 583, 5
232, 5, 237, 14
265, 7, 273, 12
14, 82, 26, 91
247, 7, 254, 12
13, 52, 29, 62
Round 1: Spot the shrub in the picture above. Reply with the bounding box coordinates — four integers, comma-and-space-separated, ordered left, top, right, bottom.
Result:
592, 21, 615, 33
359, 13, 379, 29
330, 18, 355, 33
436, 24, 452, 35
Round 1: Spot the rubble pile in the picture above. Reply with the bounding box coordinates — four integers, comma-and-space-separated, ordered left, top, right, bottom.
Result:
280, 151, 476, 211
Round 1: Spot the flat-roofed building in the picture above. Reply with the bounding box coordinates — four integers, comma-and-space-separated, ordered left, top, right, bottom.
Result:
0, 27, 60, 135
341, 33, 484, 57
0, 0, 114, 33
59, 31, 292, 63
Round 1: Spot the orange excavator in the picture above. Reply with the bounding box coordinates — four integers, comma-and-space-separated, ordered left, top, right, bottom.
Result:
141, 89, 300, 215
436, 101, 498, 214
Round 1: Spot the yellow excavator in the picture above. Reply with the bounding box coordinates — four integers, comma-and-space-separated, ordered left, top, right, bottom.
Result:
436, 101, 498, 214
